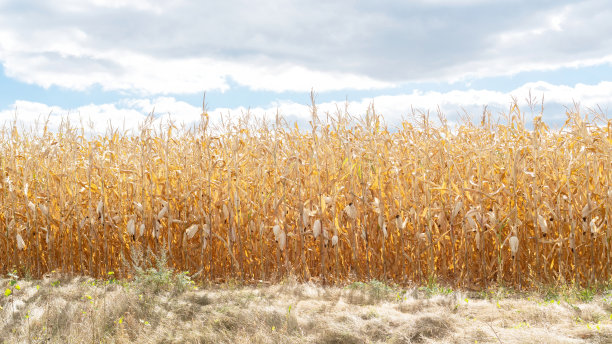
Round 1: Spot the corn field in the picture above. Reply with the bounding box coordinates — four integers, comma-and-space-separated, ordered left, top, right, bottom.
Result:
0, 100, 610, 289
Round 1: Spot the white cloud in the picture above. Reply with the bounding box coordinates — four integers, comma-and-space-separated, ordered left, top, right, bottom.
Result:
1, 48, 392, 94
2, 81, 609, 134
0, 0, 610, 94
229, 64, 392, 93
44, 0, 168, 15
0, 100, 147, 134
0, 97, 203, 135
195, 81, 612, 128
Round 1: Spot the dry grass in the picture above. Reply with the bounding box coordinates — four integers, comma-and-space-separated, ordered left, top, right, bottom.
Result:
0, 97, 610, 289
2, 273, 612, 343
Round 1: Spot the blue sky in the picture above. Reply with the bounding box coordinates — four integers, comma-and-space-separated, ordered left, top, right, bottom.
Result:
1, 0, 611, 132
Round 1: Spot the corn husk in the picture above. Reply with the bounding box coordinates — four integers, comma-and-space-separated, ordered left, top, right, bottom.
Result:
185, 224, 199, 239
16, 233, 25, 250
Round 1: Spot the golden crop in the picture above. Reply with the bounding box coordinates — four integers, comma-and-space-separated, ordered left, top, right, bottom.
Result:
0, 101, 610, 289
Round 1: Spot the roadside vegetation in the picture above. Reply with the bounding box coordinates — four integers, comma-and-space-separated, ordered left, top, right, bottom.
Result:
3, 263, 612, 343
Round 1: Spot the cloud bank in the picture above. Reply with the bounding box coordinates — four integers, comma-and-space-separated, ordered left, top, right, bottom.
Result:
2, 81, 609, 134
1, 0, 611, 94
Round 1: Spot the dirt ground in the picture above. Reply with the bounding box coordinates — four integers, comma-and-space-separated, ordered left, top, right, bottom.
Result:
2, 274, 612, 343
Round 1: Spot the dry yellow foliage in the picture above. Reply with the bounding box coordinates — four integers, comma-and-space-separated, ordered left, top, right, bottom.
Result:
0, 99, 610, 289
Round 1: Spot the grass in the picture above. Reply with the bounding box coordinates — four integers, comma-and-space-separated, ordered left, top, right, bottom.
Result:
3, 270, 612, 343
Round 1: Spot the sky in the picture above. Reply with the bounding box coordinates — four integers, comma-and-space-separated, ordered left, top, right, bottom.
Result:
0, 0, 611, 133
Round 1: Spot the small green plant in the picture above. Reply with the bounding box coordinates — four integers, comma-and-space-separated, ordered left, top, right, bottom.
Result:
419, 277, 453, 298
4, 270, 20, 316
6, 270, 21, 295
346, 279, 394, 301
512, 320, 530, 329
540, 285, 560, 302
346, 281, 367, 290
366, 279, 393, 300
107, 271, 117, 285
174, 271, 195, 294
284, 304, 292, 332
132, 248, 194, 295
576, 287, 595, 303
25, 310, 31, 342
